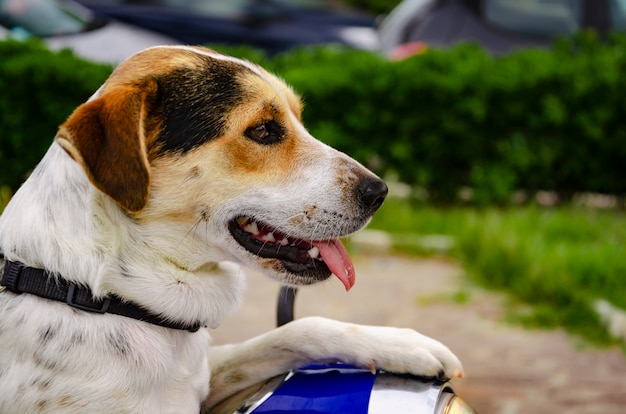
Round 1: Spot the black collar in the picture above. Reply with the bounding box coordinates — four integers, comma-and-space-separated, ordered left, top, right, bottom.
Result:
1, 259, 204, 332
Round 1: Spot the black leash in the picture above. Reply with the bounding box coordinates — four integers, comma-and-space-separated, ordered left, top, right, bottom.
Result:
0, 259, 204, 332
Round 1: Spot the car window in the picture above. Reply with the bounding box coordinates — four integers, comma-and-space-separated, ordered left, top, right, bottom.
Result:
0, 0, 90, 36
610, 0, 626, 29
187, 0, 254, 18
484, 0, 582, 37
113, 0, 341, 13
113, 0, 252, 18
271, 0, 347, 12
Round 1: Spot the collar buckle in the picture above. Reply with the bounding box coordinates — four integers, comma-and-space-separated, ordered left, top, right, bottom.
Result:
2, 260, 24, 293
66, 283, 111, 314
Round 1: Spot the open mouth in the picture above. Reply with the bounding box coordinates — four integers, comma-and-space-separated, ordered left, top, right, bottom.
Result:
228, 217, 355, 290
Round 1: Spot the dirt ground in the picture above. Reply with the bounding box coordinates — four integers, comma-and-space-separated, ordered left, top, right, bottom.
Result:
210, 252, 626, 414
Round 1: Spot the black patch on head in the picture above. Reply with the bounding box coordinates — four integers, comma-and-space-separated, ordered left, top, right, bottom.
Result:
155, 58, 254, 154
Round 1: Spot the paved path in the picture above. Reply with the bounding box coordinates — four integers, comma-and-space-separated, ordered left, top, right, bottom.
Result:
210, 253, 626, 414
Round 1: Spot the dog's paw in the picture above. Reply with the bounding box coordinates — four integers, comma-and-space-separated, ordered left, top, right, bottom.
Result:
294, 317, 464, 381
352, 324, 464, 380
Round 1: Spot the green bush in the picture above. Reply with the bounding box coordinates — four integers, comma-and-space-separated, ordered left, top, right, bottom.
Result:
0, 39, 111, 190
2, 33, 626, 203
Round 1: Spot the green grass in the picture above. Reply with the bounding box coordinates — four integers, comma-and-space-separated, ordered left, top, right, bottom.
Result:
367, 197, 626, 346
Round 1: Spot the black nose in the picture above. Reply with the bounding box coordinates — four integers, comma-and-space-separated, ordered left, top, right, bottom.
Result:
358, 177, 388, 214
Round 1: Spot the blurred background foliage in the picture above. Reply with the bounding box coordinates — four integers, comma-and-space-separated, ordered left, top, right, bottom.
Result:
0, 39, 112, 191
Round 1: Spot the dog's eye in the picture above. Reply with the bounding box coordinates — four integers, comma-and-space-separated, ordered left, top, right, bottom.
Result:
245, 121, 282, 145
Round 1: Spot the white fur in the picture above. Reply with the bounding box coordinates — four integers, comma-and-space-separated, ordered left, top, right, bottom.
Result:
0, 46, 462, 413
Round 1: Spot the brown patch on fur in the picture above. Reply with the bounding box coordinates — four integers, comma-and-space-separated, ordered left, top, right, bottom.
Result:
56, 80, 159, 212
100, 47, 206, 94
186, 166, 202, 181
36, 399, 49, 411
224, 370, 247, 384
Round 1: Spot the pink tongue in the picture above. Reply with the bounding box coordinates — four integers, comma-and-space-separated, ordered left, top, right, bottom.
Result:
312, 239, 355, 291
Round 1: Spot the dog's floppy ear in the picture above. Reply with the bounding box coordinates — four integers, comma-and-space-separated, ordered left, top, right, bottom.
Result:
56, 80, 158, 212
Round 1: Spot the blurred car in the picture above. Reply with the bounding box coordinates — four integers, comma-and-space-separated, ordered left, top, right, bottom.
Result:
0, 0, 178, 64
74, 0, 380, 54
379, 0, 626, 57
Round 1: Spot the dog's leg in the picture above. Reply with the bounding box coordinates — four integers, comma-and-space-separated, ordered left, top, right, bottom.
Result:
203, 316, 463, 410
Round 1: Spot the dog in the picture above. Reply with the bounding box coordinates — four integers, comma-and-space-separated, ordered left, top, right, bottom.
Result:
0, 46, 462, 413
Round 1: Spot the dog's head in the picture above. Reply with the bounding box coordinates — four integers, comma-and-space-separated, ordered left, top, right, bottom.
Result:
56, 46, 387, 290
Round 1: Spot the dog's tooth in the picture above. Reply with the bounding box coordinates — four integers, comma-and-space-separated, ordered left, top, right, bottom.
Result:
236, 217, 249, 226
279, 238, 289, 246
244, 221, 259, 235
263, 232, 276, 242
308, 246, 320, 259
